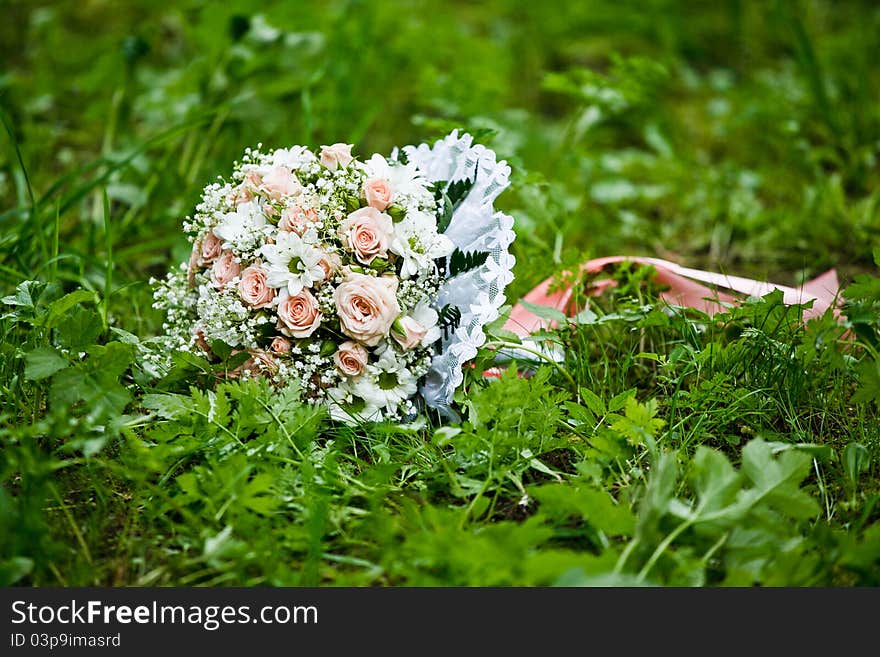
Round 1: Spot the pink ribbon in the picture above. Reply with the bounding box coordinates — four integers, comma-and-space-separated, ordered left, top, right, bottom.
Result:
504, 256, 841, 337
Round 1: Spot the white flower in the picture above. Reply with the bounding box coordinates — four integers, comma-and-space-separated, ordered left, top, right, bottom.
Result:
270, 146, 316, 170
410, 298, 441, 346
352, 346, 418, 411
390, 210, 454, 278
213, 201, 268, 252
325, 380, 383, 424
362, 154, 429, 201
261, 231, 325, 295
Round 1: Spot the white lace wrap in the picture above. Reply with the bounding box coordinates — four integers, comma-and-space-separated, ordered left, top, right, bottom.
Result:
402, 131, 516, 414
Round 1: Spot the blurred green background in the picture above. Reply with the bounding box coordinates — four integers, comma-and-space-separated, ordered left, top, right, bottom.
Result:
2, 0, 878, 325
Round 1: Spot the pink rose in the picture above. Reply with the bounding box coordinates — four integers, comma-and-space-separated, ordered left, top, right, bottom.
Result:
199, 231, 222, 265
277, 289, 322, 338
249, 349, 279, 375
244, 171, 263, 193
260, 166, 301, 201
334, 340, 369, 377
223, 349, 278, 379
320, 143, 354, 171
238, 263, 276, 309
363, 178, 393, 210
279, 205, 319, 234
211, 250, 241, 288
391, 316, 427, 350
227, 184, 252, 205
334, 272, 400, 346
270, 336, 291, 354
338, 207, 394, 265
318, 251, 342, 282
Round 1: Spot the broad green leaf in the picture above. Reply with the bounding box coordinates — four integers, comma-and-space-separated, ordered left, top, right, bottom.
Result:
39, 289, 95, 329
608, 388, 636, 412
740, 439, 820, 519
210, 339, 233, 361
1, 280, 39, 310
24, 347, 68, 381
564, 401, 596, 426
88, 342, 135, 377
519, 300, 568, 325
571, 308, 598, 325
579, 387, 605, 416
532, 484, 635, 536
143, 393, 193, 420
764, 441, 835, 463
688, 447, 743, 522
55, 306, 102, 351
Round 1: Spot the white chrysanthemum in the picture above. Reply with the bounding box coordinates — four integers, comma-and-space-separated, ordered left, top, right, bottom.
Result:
362, 153, 431, 203
352, 346, 418, 411
261, 230, 325, 295
390, 210, 455, 278
213, 201, 268, 253
270, 146, 317, 170
325, 380, 384, 424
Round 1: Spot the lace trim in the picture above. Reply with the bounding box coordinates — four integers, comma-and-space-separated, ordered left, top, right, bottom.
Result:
403, 131, 516, 411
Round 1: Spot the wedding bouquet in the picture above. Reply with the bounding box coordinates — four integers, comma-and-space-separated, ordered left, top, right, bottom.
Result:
153, 131, 516, 423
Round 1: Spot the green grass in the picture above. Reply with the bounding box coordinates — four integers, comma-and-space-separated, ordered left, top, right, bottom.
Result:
1, 0, 879, 586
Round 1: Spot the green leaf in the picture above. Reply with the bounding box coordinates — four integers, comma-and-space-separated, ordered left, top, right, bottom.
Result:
143, 393, 193, 420
0, 557, 34, 586
532, 484, 635, 536
48, 342, 134, 421
221, 350, 252, 371
241, 472, 280, 515
572, 308, 598, 325
519, 300, 567, 325
740, 439, 820, 519
610, 397, 664, 451
437, 190, 454, 233
433, 177, 474, 233
636, 451, 678, 538
564, 401, 596, 426
608, 388, 636, 412
39, 289, 95, 329
579, 387, 605, 416
1, 280, 39, 310
448, 249, 490, 277
50, 367, 131, 417
688, 447, 743, 522
55, 306, 102, 351
853, 358, 880, 405
24, 347, 69, 381
210, 339, 233, 361
88, 342, 135, 377
843, 442, 871, 487
437, 304, 462, 341
445, 177, 475, 207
